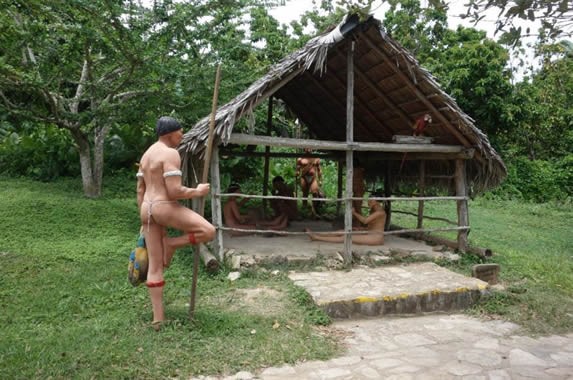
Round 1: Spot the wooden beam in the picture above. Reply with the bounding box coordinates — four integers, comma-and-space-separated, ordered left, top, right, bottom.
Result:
306, 73, 380, 141
228, 133, 469, 154
335, 46, 413, 129
320, 63, 394, 140
361, 32, 473, 149
279, 86, 339, 141
219, 150, 336, 159
365, 150, 474, 160
294, 74, 348, 139
247, 66, 306, 112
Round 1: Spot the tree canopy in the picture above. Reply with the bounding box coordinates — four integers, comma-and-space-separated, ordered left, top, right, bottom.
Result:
0, 0, 571, 201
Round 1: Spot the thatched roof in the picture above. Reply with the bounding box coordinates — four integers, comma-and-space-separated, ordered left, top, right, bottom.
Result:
180, 14, 506, 195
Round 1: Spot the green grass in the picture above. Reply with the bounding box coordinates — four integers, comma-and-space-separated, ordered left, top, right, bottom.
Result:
391, 198, 573, 334
0, 177, 338, 379
1, 177, 572, 378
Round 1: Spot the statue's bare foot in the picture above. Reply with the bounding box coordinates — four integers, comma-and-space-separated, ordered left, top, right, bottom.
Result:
163, 237, 176, 268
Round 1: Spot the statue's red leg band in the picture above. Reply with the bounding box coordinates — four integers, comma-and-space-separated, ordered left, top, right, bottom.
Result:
146, 280, 165, 288
188, 232, 197, 245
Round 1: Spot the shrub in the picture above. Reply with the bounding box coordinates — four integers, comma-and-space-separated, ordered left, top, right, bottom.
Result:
488, 156, 572, 202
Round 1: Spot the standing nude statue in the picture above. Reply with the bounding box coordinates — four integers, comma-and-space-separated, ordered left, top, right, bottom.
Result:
305, 199, 386, 245
136, 116, 215, 329
296, 148, 323, 215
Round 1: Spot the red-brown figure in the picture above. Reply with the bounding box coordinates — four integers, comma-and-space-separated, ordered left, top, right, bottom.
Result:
412, 114, 432, 136
296, 148, 322, 215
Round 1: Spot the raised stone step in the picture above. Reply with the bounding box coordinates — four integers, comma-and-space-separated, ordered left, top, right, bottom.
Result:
288, 262, 489, 319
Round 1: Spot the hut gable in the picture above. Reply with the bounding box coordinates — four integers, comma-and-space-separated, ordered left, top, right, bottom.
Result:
180, 13, 506, 195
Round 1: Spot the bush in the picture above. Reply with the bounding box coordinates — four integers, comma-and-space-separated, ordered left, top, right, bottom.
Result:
488, 155, 572, 202
0, 121, 79, 180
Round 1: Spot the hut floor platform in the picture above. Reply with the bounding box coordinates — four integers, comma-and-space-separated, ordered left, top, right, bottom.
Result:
221, 220, 460, 266
220, 221, 488, 318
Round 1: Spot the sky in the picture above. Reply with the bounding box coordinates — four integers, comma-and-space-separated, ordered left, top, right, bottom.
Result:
268, 0, 510, 38
268, 0, 544, 80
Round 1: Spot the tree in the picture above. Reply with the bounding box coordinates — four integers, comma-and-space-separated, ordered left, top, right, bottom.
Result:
381, 1, 513, 143
382, 0, 449, 59
0, 0, 290, 196
0, 0, 155, 197
504, 40, 573, 160
460, 0, 573, 46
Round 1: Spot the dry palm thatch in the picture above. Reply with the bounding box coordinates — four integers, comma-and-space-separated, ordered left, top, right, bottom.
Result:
179, 14, 506, 195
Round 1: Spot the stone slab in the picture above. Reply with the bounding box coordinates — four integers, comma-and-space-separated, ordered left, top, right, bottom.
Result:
288, 262, 489, 318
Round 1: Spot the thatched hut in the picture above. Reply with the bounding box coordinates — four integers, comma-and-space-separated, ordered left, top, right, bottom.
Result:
179, 14, 506, 263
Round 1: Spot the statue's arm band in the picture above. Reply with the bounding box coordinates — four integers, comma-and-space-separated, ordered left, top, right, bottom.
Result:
163, 170, 183, 178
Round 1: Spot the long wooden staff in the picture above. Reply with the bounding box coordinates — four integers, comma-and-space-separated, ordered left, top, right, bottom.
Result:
189, 64, 222, 320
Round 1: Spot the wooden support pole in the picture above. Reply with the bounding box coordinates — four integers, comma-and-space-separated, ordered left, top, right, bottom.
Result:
262, 97, 273, 217
210, 145, 224, 261
190, 64, 221, 320
344, 41, 355, 266
417, 160, 425, 229
455, 159, 469, 252
384, 164, 392, 230
337, 160, 343, 216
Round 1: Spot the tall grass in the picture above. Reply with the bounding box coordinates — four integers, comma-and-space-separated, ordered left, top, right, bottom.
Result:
0, 176, 337, 379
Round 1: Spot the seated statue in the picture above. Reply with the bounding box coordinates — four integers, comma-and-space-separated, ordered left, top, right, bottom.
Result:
305, 198, 386, 245
223, 183, 288, 236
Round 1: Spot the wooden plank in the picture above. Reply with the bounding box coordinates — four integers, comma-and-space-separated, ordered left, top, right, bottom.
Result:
393, 135, 434, 144
228, 133, 468, 153
219, 149, 474, 161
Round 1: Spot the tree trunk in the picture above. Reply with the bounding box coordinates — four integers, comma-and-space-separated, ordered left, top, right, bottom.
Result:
70, 128, 101, 198
93, 123, 111, 197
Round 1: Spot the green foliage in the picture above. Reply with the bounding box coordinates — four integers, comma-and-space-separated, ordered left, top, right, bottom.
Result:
501, 45, 573, 161
382, 0, 449, 59
425, 27, 513, 140
461, 0, 573, 45
488, 155, 573, 202
0, 120, 79, 180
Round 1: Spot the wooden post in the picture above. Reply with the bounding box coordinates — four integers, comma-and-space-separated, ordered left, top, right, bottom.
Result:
417, 160, 425, 229
337, 159, 343, 215
455, 159, 469, 252
262, 97, 273, 217
190, 64, 221, 320
210, 145, 224, 261
344, 41, 355, 266
384, 164, 392, 230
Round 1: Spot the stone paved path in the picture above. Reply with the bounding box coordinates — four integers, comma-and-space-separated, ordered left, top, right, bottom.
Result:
193, 314, 573, 380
